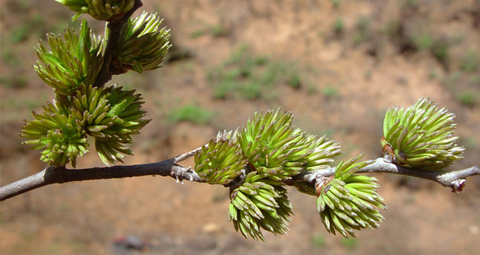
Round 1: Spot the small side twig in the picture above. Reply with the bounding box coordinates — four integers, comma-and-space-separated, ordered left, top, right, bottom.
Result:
298, 158, 480, 193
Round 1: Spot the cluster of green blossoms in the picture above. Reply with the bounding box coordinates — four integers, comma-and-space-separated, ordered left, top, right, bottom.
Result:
194, 99, 464, 240
25, 0, 468, 242
195, 110, 345, 240
316, 155, 386, 238
22, 2, 170, 167
113, 11, 171, 74
382, 97, 464, 170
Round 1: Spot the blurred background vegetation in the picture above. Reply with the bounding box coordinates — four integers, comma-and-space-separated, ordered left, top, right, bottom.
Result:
1, 0, 479, 254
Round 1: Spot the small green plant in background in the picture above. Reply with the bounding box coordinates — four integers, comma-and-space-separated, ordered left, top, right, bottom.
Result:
431, 39, 449, 63
341, 238, 358, 250
332, 17, 344, 35
168, 104, 213, 125
457, 92, 476, 106
330, 0, 340, 8
353, 16, 371, 45
190, 29, 207, 39
412, 33, 433, 51
287, 73, 302, 89
310, 233, 326, 248
207, 46, 305, 100
460, 50, 479, 73
322, 86, 340, 99
211, 24, 230, 37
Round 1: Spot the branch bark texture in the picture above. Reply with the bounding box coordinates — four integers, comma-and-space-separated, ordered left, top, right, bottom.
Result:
1, 153, 478, 201
0, 147, 202, 201
298, 158, 480, 193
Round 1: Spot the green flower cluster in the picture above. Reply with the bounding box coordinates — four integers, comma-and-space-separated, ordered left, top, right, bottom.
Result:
24, 5, 170, 168
237, 110, 342, 181
56, 0, 135, 21
194, 110, 342, 240
382, 97, 464, 170
195, 137, 246, 185
34, 19, 103, 96
21, 100, 88, 167
228, 173, 292, 241
113, 11, 171, 74
22, 84, 149, 167
316, 155, 386, 238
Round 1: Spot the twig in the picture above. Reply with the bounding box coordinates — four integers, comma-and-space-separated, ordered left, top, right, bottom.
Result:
298, 158, 480, 193
93, 0, 143, 87
2, 152, 478, 201
0, 147, 203, 202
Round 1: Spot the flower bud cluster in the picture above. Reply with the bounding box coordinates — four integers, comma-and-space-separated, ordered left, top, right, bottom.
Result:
382, 97, 464, 170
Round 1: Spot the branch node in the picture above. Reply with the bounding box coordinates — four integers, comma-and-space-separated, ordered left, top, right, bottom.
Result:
450, 179, 466, 193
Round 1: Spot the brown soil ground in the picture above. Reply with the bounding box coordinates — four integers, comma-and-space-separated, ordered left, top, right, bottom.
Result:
1, 0, 480, 254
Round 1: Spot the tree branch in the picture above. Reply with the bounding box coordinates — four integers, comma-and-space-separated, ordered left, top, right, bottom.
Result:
93, 0, 143, 87
2, 150, 478, 201
0, 147, 203, 201
297, 158, 480, 193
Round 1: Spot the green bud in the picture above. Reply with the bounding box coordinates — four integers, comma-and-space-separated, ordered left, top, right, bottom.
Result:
88, 85, 150, 166
194, 138, 246, 185
34, 19, 103, 96
316, 155, 386, 238
382, 97, 465, 170
21, 100, 88, 167
56, 0, 135, 21
238, 109, 341, 182
229, 180, 293, 241
113, 11, 171, 74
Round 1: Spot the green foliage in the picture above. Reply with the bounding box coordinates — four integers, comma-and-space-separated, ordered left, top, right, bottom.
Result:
23, 3, 172, 167
310, 233, 326, 247
238, 110, 341, 182
33, 19, 103, 96
460, 50, 479, 73
190, 29, 207, 39
332, 18, 344, 35
330, 0, 340, 8
229, 177, 293, 241
22, 84, 149, 166
456, 92, 476, 106
341, 238, 359, 250
21, 100, 88, 167
353, 16, 371, 45
323, 86, 340, 99
382, 97, 464, 170
287, 73, 302, 89
18, 0, 474, 244
316, 155, 386, 238
195, 137, 246, 185
168, 104, 213, 125
208, 46, 304, 100
56, 0, 135, 21
114, 11, 171, 74
211, 24, 230, 37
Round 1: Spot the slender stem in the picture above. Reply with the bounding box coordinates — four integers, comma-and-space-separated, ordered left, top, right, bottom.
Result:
0, 147, 202, 202
93, 0, 143, 87
2, 152, 479, 201
297, 158, 480, 193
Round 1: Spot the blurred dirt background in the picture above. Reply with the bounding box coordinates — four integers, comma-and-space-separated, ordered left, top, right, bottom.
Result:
1, 0, 480, 254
